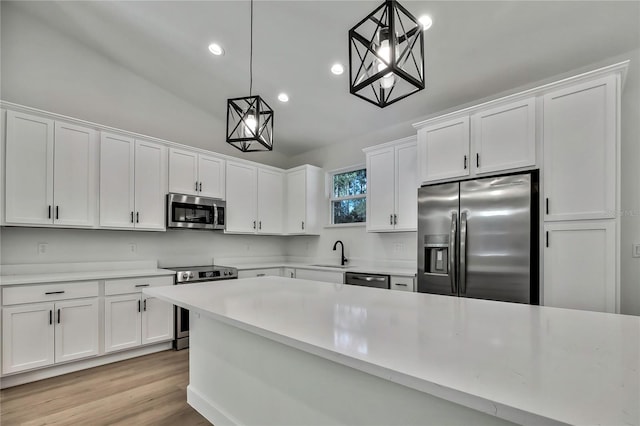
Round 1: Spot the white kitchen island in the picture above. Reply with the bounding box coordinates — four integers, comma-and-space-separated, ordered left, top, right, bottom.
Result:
145, 277, 639, 426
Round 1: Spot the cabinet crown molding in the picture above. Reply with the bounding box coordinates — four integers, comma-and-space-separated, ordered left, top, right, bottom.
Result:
362, 135, 417, 153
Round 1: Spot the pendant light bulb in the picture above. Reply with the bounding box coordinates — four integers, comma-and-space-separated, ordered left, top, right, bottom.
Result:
244, 112, 257, 136
376, 36, 395, 89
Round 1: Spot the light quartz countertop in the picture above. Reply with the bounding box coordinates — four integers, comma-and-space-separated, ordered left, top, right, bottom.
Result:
233, 262, 416, 277
145, 276, 640, 426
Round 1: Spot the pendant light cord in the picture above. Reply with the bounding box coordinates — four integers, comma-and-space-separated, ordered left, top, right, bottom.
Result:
249, 0, 253, 96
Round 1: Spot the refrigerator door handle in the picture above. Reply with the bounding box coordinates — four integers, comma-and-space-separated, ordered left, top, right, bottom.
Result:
449, 212, 457, 294
460, 211, 468, 295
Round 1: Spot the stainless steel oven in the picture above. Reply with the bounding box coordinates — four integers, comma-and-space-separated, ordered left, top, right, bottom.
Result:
167, 193, 225, 230
165, 265, 238, 349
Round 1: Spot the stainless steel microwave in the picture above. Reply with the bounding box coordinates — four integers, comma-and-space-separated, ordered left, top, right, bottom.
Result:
166, 193, 225, 230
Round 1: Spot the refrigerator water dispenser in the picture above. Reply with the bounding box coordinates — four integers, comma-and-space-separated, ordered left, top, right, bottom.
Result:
424, 235, 449, 275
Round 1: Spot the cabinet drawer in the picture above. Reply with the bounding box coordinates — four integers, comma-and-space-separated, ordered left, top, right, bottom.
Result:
390, 276, 415, 292
237, 268, 283, 279
3, 281, 99, 305
105, 276, 173, 295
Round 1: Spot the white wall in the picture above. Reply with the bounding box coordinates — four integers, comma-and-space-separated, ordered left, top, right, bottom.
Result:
0, 2, 289, 169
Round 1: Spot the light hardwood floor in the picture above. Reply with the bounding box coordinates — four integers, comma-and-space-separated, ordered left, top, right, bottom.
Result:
0, 350, 211, 425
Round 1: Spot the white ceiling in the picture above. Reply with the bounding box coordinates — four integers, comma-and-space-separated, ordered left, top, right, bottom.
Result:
9, 1, 640, 157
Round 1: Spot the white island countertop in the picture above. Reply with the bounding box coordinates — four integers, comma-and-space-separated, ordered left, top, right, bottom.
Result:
145, 277, 640, 426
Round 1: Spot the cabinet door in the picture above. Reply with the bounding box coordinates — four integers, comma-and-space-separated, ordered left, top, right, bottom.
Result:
54, 298, 99, 363
366, 147, 395, 231
226, 162, 257, 233
100, 132, 135, 228
5, 111, 54, 224
257, 168, 284, 234
395, 142, 418, 231
198, 154, 226, 199
168, 148, 198, 196
417, 116, 470, 183
285, 169, 306, 234
53, 122, 98, 227
390, 276, 415, 292
141, 296, 174, 345
2, 303, 55, 374
472, 97, 536, 175
543, 221, 616, 313
104, 294, 142, 353
134, 140, 167, 230
543, 75, 616, 221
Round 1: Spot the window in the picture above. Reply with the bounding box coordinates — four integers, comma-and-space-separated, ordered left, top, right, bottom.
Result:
329, 167, 366, 225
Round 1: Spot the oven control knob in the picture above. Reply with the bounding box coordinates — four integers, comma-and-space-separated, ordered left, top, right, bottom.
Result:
223, 271, 228, 276
189, 273, 194, 278
181, 272, 189, 280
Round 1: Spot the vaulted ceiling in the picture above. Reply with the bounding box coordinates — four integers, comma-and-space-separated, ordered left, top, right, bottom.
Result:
6, 1, 640, 156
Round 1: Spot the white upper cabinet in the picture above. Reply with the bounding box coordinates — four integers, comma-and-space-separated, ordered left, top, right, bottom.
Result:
5, 111, 97, 227
285, 165, 323, 235
226, 161, 258, 233
365, 137, 417, 232
417, 116, 470, 184
543, 75, 617, 221
257, 168, 284, 234
100, 132, 166, 230
471, 97, 536, 175
134, 140, 167, 230
226, 161, 284, 234
168, 148, 225, 199
198, 154, 225, 199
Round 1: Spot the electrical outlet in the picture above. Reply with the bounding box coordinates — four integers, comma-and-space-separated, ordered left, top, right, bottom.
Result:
633, 244, 640, 258
37, 243, 48, 255
393, 242, 404, 254
128, 243, 137, 253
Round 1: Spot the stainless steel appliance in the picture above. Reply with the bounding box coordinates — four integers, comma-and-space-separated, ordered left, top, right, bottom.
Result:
418, 172, 539, 304
345, 272, 390, 289
166, 193, 225, 230
165, 265, 238, 349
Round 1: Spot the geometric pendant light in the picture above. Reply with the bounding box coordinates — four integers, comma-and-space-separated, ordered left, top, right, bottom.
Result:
349, 0, 425, 108
226, 0, 274, 152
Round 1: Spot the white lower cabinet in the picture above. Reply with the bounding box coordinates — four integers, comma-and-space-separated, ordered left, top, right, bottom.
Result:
2, 298, 99, 374
294, 269, 344, 284
543, 221, 616, 313
104, 277, 174, 353
237, 268, 283, 279
390, 276, 415, 292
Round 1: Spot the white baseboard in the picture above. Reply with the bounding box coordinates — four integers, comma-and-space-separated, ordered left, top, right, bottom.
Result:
0, 342, 172, 389
187, 385, 240, 426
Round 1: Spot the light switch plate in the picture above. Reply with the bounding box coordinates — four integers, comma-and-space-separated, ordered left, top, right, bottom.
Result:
633, 244, 640, 258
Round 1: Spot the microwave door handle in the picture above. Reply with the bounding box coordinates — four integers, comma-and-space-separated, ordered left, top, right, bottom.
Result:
213, 203, 219, 227
450, 212, 457, 294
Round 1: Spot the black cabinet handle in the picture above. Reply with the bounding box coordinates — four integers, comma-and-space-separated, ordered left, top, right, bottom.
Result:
143, 299, 147, 311
476, 153, 480, 167
395, 283, 408, 287
135, 284, 149, 288
259, 221, 262, 230
138, 300, 141, 312
56, 206, 59, 219
195, 181, 198, 191
57, 309, 61, 324
546, 231, 549, 248
545, 198, 549, 215
394, 214, 397, 225
253, 221, 256, 229
301, 221, 304, 230
464, 155, 468, 169
131, 211, 134, 223
390, 214, 393, 225
199, 182, 202, 192
136, 212, 139, 223
49, 310, 52, 325
45, 291, 65, 295
48, 205, 52, 219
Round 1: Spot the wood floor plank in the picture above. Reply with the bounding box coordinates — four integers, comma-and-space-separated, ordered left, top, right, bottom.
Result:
0, 350, 211, 426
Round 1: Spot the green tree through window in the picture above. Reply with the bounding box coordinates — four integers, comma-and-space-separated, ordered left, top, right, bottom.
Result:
331, 168, 366, 224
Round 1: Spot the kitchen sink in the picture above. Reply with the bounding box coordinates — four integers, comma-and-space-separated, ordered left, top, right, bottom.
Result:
310, 264, 350, 269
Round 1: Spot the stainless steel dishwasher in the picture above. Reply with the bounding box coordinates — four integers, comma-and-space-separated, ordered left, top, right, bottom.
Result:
345, 272, 390, 289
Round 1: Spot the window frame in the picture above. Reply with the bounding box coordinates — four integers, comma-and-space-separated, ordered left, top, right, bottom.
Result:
326, 164, 367, 227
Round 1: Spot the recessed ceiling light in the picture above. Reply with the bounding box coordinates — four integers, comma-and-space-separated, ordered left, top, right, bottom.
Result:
278, 93, 289, 102
208, 43, 224, 56
331, 63, 344, 75
418, 15, 433, 30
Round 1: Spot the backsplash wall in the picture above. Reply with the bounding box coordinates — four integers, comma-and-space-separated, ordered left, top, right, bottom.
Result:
0, 227, 288, 268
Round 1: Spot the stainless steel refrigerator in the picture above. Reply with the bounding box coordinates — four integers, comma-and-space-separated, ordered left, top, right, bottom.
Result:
417, 172, 539, 304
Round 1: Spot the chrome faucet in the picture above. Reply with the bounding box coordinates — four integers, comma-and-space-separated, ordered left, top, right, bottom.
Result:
332, 240, 348, 266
